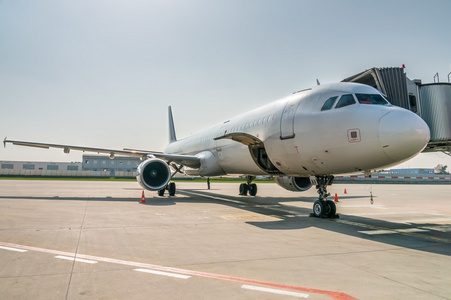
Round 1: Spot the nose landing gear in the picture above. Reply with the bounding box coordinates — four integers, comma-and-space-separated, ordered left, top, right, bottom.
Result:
311, 175, 338, 218
239, 176, 258, 196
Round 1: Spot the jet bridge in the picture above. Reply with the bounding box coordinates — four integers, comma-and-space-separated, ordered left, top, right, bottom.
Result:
342, 67, 451, 154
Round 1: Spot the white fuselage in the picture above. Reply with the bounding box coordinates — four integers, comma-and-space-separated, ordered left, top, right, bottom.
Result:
164, 82, 430, 177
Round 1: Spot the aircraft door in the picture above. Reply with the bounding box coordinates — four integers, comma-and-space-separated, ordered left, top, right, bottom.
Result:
280, 96, 300, 139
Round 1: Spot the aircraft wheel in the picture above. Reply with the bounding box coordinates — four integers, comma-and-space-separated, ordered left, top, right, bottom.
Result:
325, 200, 336, 218
158, 189, 165, 196
168, 182, 176, 196
239, 183, 248, 196
249, 183, 257, 196
313, 200, 326, 218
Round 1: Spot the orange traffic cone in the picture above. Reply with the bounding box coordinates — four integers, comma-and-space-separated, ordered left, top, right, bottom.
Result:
334, 193, 339, 202
344, 188, 347, 194
140, 190, 146, 204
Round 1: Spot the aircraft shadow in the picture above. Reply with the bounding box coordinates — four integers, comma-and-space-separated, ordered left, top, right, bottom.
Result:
1, 191, 450, 257
176, 190, 451, 257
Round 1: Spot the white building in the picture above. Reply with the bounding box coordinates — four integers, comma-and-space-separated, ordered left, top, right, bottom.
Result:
0, 155, 141, 177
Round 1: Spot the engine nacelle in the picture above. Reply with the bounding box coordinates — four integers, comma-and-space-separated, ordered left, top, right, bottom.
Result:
274, 176, 312, 192
136, 158, 171, 191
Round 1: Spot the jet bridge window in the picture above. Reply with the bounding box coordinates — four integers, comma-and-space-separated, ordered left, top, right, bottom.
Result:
320, 96, 338, 111
335, 94, 356, 109
355, 93, 389, 105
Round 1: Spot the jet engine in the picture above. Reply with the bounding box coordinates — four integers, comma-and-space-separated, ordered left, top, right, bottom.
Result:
274, 176, 312, 192
136, 158, 171, 191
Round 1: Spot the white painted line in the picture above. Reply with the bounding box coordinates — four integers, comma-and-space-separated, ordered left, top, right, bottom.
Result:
336, 219, 379, 229
421, 225, 451, 232
396, 218, 451, 224
134, 268, 191, 279
0, 245, 28, 253
0, 241, 354, 299
242, 284, 309, 298
55, 255, 98, 264
352, 211, 445, 217
185, 191, 244, 205
340, 205, 387, 209
359, 228, 429, 235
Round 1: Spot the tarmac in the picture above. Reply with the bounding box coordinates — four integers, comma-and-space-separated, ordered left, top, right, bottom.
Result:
0, 179, 450, 300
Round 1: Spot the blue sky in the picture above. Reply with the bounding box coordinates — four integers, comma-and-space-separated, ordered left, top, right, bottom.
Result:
1, 0, 450, 168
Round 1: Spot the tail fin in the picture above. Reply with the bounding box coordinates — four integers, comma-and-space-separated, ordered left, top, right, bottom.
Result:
168, 106, 177, 143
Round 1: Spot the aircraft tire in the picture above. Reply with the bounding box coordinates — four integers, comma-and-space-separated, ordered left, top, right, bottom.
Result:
239, 183, 248, 196
168, 182, 176, 196
158, 189, 165, 196
313, 200, 326, 218
325, 200, 336, 217
249, 183, 257, 196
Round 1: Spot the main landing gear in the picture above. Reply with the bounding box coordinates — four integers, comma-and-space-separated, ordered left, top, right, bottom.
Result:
157, 163, 182, 197
158, 181, 176, 197
239, 175, 258, 196
311, 175, 338, 219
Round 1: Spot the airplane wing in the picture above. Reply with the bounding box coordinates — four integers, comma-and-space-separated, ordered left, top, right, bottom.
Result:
3, 138, 200, 168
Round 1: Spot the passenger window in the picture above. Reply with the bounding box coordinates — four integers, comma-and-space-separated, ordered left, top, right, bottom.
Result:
321, 96, 338, 111
335, 94, 356, 109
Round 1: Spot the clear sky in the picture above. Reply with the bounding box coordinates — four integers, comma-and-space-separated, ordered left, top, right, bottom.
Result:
1, 0, 450, 169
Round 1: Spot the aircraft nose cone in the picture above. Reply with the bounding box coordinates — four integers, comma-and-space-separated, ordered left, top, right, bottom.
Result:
379, 110, 430, 162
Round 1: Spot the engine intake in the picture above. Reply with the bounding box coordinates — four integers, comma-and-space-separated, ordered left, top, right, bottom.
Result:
274, 176, 312, 192
136, 158, 171, 191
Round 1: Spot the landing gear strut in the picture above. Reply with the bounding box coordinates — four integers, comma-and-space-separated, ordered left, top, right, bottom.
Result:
311, 175, 338, 218
239, 176, 258, 196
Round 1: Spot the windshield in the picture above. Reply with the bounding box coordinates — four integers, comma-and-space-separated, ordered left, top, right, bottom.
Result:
335, 94, 356, 109
355, 93, 389, 105
321, 96, 338, 111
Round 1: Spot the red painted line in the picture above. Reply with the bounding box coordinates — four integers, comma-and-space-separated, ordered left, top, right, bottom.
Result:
428, 177, 434, 179
416, 177, 423, 179
350, 175, 358, 178
391, 176, 398, 179
404, 176, 411, 179
0, 241, 357, 300
378, 176, 385, 179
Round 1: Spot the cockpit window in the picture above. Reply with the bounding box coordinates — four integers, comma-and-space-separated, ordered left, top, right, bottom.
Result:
320, 96, 338, 111
355, 93, 389, 105
335, 94, 356, 109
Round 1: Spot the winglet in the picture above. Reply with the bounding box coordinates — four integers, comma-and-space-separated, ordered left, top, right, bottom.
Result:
3, 137, 7, 148
168, 106, 177, 143
316, 79, 321, 86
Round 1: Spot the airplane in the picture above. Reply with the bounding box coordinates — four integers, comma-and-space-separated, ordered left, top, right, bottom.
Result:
4, 82, 430, 218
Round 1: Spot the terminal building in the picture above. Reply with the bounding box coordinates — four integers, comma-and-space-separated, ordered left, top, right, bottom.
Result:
0, 155, 141, 177
0, 161, 81, 172
82, 155, 140, 177
382, 168, 435, 175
